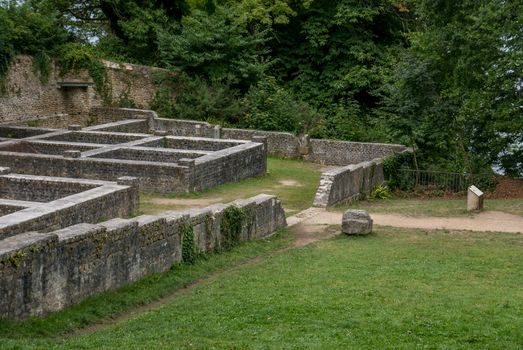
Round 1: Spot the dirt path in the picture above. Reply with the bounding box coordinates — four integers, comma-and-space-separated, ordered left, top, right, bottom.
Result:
291, 209, 523, 234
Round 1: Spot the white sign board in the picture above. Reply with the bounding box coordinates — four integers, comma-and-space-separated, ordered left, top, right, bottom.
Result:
468, 185, 483, 197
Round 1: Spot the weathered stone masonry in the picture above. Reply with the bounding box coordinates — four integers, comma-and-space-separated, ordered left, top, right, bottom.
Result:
0, 170, 139, 238
313, 158, 384, 207
0, 194, 286, 319
0, 123, 267, 193
0, 55, 164, 125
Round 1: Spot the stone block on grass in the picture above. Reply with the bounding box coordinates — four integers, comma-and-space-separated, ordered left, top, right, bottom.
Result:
342, 209, 373, 235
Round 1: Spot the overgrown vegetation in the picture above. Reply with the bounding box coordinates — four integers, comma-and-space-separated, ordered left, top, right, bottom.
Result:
220, 206, 246, 250
181, 222, 197, 264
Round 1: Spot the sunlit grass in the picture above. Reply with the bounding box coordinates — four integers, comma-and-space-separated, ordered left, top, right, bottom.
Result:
140, 157, 323, 216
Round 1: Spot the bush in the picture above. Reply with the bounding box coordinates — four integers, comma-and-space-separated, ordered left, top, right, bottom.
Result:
240, 77, 324, 135
370, 184, 392, 199
151, 72, 244, 122
383, 152, 416, 190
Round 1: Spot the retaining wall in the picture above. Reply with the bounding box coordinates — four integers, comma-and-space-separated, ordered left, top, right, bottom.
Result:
313, 158, 385, 207
0, 194, 286, 319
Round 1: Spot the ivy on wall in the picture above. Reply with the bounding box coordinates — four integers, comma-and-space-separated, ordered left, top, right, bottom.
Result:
220, 206, 246, 251
181, 222, 197, 264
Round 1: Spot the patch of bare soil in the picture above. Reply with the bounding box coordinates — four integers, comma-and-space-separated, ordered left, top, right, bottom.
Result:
148, 197, 224, 207
277, 179, 303, 187
291, 223, 338, 247
486, 176, 523, 199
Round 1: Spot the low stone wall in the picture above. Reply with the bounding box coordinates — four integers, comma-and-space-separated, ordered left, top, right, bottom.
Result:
148, 117, 406, 164
89, 107, 158, 125
84, 119, 149, 133
43, 130, 147, 145
0, 129, 267, 193
192, 142, 267, 192
0, 151, 190, 192
313, 158, 385, 207
0, 173, 139, 238
16, 140, 102, 155
89, 147, 208, 163
0, 126, 58, 139
0, 194, 286, 319
305, 139, 407, 166
0, 175, 96, 202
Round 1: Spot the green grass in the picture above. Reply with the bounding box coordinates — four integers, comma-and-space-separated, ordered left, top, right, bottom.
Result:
334, 198, 523, 217
0, 229, 293, 340
140, 157, 323, 216
5, 226, 523, 349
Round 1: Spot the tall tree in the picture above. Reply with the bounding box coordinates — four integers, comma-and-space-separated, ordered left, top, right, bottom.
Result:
387, 0, 523, 175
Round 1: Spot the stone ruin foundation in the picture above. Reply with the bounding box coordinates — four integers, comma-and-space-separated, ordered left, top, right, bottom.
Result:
0, 118, 267, 193
0, 107, 409, 320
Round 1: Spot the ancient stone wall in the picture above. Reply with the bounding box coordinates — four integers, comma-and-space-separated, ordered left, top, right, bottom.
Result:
192, 142, 267, 192
0, 56, 165, 125
0, 173, 139, 238
313, 158, 385, 207
304, 139, 406, 166
0, 194, 286, 319
0, 151, 191, 193
147, 117, 406, 164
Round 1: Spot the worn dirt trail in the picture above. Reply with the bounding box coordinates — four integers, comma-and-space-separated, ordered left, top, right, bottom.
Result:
290, 209, 523, 234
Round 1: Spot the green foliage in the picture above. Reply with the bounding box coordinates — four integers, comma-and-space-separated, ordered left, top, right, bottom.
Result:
181, 222, 197, 264
220, 206, 245, 250
157, 6, 272, 90
268, 0, 408, 142
0, 2, 72, 92
152, 72, 243, 121
57, 43, 112, 106
383, 152, 416, 190
88, 60, 112, 106
369, 183, 392, 200
3, 0, 522, 177
1, 250, 27, 270
386, 0, 523, 176
32, 52, 52, 83
57, 42, 96, 73
240, 77, 323, 135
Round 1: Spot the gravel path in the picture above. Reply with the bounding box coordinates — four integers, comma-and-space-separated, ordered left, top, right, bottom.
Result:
288, 209, 523, 233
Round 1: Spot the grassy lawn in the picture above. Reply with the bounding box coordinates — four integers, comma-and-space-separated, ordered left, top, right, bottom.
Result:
140, 157, 323, 216
5, 226, 523, 349
334, 198, 523, 217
